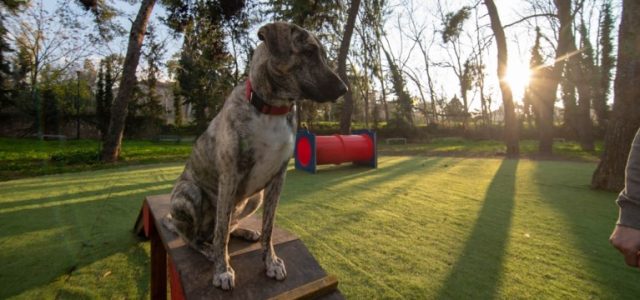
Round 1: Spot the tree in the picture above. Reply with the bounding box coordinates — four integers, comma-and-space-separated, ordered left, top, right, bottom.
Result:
101, 0, 157, 162
525, 27, 555, 155
95, 61, 106, 137
163, 0, 248, 132
0, 0, 28, 110
595, 0, 615, 131
440, 5, 473, 130
575, 22, 595, 151
526, 0, 579, 155
555, 0, 594, 151
173, 82, 183, 126
372, 0, 390, 124
96, 57, 114, 140
176, 16, 234, 132
138, 23, 166, 120
12, 1, 93, 138
592, 0, 640, 191
445, 95, 465, 123
402, 0, 440, 125
338, 0, 362, 134
485, 0, 519, 158
167, 57, 183, 127
383, 47, 413, 127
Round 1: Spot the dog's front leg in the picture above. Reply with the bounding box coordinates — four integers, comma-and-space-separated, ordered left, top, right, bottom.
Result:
211, 176, 237, 290
261, 165, 287, 280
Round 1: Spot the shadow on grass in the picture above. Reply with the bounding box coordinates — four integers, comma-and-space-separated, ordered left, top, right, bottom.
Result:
280, 157, 457, 298
0, 176, 173, 298
435, 159, 518, 299
532, 161, 639, 298
304, 157, 446, 231
0, 180, 173, 214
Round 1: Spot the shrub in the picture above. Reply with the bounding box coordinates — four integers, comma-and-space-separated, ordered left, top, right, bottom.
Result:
50, 149, 101, 165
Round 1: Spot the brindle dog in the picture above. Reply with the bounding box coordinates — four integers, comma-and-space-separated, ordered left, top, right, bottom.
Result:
164, 22, 347, 290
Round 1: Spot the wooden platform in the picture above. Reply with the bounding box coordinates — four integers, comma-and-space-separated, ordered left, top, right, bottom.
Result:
134, 194, 343, 300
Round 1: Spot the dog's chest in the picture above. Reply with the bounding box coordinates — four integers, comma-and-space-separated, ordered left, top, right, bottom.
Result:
243, 116, 294, 193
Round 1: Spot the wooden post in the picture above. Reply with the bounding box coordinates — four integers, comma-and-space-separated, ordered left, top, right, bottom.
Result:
169, 257, 186, 300
150, 207, 167, 300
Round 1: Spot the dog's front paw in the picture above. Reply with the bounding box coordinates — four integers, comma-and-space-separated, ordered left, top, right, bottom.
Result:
232, 228, 261, 242
265, 256, 287, 280
212, 267, 236, 290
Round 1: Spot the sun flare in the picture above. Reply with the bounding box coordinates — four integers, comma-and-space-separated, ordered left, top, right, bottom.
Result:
505, 62, 531, 98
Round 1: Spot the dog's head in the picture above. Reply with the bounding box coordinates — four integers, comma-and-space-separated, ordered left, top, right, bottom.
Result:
251, 22, 347, 103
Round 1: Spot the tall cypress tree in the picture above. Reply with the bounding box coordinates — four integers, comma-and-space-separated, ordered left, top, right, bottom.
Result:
596, 1, 615, 130
173, 82, 182, 127
96, 61, 106, 138
102, 59, 114, 140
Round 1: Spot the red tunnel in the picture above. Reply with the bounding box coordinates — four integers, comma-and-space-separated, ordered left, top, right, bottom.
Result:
295, 130, 377, 173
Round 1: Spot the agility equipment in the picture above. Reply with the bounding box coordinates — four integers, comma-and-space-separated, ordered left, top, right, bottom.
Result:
134, 195, 343, 299
294, 130, 377, 173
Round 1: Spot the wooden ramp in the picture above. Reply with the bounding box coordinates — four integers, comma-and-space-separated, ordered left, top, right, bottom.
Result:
134, 194, 343, 300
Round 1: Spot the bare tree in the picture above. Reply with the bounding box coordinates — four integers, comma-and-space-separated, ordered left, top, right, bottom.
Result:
403, 0, 439, 124
485, 0, 519, 157
338, 0, 362, 134
11, 1, 93, 139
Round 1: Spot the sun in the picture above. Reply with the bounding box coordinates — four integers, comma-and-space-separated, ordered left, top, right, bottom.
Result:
505, 62, 531, 101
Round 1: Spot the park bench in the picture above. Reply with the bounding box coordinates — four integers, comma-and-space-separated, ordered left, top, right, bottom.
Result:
154, 135, 182, 143
385, 137, 407, 145
33, 134, 67, 141
134, 194, 343, 300
154, 135, 197, 144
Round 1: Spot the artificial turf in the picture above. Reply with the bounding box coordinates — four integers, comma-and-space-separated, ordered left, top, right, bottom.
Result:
0, 156, 638, 299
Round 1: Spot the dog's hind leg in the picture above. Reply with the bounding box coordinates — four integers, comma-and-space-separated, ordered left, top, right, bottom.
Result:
168, 180, 217, 259
230, 191, 263, 242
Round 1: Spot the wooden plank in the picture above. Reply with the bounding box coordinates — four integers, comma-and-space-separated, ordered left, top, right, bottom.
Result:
177, 239, 339, 299
143, 194, 344, 300
268, 275, 338, 300
145, 194, 300, 257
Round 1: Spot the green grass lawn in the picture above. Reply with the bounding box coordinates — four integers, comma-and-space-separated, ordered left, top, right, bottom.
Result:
1, 156, 637, 299
378, 137, 603, 162
0, 137, 602, 182
0, 138, 193, 181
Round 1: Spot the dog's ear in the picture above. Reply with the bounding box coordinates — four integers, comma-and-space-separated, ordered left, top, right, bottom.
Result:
258, 22, 292, 59
291, 25, 312, 52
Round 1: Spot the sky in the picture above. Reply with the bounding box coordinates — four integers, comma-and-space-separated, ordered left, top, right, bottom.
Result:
40, 0, 621, 112
383, 0, 621, 111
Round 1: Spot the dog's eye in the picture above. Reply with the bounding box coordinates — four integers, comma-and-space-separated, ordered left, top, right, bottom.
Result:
304, 48, 317, 58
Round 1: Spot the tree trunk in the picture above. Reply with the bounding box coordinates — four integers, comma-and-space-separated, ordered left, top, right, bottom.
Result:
530, 66, 556, 155
377, 44, 389, 123
566, 41, 595, 151
592, 0, 640, 191
101, 0, 156, 162
338, 0, 361, 135
485, 0, 519, 158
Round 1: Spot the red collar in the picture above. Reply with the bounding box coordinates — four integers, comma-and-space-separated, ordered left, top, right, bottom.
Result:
245, 79, 293, 115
